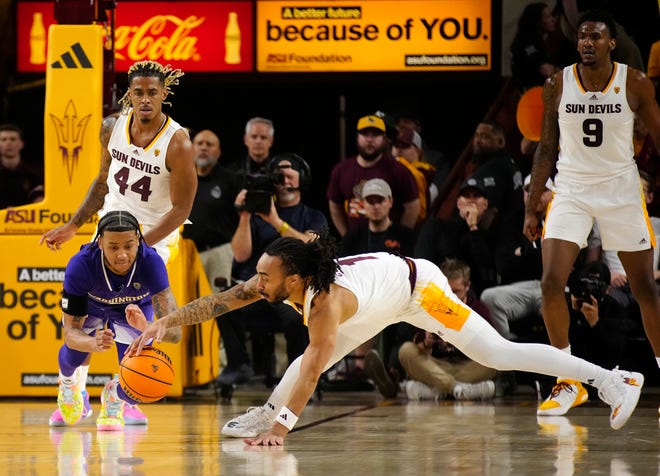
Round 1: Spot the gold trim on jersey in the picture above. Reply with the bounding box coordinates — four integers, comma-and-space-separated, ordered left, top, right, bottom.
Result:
124, 109, 172, 152
640, 186, 657, 249
573, 62, 618, 94
144, 115, 172, 152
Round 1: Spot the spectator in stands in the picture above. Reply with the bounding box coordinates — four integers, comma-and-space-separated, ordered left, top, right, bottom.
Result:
340, 178, 416, 395
183, 129, 239, 291
398, 258, 497, 401
340, 178, 415, 257
0, 123, 43, 208
327, 114, 420, 236
394, 112, 450, 188
481, 174, 553, 339
414, 177, 498, 296
216, 153, 324, 387
391, 127, 439, 224
510, 2, 577, 91
228, 117, 275, 178
468, 120, 525, 279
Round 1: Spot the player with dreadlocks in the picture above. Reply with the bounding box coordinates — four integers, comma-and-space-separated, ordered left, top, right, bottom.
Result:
40, 60, 196, 426
49, 210, 181, 430
129, 229, 645, 445
41, 60, 197, 264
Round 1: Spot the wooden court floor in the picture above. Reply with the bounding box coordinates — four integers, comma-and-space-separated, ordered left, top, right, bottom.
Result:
2, 384, 659, 476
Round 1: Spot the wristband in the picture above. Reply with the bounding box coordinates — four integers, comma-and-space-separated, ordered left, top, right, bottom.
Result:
275, 406, 298, 430
277, 221, 290, 235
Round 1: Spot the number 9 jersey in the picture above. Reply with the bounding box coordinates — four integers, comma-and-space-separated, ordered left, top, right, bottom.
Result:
557, 62, 635, 185
100, 109, 185, 263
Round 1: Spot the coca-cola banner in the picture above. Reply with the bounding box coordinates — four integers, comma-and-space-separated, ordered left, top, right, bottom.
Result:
17, 1, 254, 72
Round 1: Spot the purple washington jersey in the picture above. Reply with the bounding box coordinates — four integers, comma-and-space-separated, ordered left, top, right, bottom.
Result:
62, 242, 170, 344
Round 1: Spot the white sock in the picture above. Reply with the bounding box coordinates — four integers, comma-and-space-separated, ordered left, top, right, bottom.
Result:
106, 377, 119, 400
59, 368, 78, 385
556, 346, 572, 382
656, 356, 660, 368
78, 365, 89, 393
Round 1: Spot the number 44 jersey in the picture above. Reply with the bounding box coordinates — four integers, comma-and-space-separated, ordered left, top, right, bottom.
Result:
100, 109, 185, 261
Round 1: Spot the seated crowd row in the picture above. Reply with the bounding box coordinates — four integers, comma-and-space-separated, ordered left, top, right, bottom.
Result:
182, 113, 658, 404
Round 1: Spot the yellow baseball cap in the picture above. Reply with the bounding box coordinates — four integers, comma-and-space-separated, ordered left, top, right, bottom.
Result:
357, 115, 386, 133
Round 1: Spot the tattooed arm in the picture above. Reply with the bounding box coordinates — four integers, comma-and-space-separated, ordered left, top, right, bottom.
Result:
125, 287, 182, 343
40, 114, 118, 250
127, 275, 262, 355
523, 73, 562, 241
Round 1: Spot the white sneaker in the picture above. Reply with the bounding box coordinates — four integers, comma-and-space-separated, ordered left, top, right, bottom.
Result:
537, 379, 588, 416
597, 368, 644, 430
405, 380, 442, 401
453, 380, 495, 401
222, 407, 273, 438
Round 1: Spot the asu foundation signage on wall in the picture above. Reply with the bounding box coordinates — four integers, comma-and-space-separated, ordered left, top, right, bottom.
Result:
17, 1, 253, 72
256, 0, 491, 72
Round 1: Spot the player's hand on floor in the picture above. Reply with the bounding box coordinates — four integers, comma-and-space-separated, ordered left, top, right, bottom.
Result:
244, 431, 285, 446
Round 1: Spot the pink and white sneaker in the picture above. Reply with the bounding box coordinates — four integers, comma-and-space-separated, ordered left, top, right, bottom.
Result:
49, 390, 92, 427
124, 404, 148, 425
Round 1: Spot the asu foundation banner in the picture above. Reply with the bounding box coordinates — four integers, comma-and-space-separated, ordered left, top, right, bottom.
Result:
0, 25, 107, 396
257, 0, 492, 72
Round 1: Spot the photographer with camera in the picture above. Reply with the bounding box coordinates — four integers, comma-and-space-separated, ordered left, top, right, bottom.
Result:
567, 261, 641, 375
215, 153, 327, 388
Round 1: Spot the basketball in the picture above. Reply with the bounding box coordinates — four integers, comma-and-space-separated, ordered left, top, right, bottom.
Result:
516, 86, 544, 141
119, 346, 174, 403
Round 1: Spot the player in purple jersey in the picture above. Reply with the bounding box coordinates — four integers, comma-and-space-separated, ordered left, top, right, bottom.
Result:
50, 211, 181, 431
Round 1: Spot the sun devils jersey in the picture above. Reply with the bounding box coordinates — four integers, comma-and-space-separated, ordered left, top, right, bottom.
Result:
101, 109, 184, 244
557, 62, 635, 184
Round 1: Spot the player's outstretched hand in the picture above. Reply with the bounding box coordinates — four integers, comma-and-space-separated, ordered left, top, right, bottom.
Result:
125, 304, 148, 331
244, 430, 285, 447
39, 222, 78, 251
127, 320, 167, 356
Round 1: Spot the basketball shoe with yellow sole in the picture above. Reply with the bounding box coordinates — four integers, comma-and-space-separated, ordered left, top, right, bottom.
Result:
57, 369, 84, 425
537, 379, 588, 416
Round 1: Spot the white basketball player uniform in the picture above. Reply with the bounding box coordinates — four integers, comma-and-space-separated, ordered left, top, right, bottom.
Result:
99, 109, 185, 264
544, 62, 654, 251
267, 253, 610, 413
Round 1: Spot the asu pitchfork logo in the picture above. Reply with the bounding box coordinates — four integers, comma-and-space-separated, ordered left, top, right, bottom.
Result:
49, 100, 91, 183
